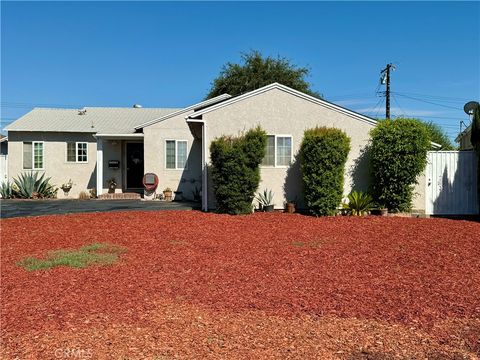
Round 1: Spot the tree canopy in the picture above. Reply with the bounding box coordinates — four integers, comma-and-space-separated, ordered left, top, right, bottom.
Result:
419, 120, 455, 150
206, 50, 321, 99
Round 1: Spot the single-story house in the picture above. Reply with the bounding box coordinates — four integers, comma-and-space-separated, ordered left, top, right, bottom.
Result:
455, 125, 473, 150
5, 83, 429, 211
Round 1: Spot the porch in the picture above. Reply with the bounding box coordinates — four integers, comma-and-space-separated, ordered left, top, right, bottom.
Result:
95, 134, 145, 197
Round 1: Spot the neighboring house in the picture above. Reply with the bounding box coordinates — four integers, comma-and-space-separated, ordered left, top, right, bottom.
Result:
455, 125, 473, 150
5, 83, 428, 211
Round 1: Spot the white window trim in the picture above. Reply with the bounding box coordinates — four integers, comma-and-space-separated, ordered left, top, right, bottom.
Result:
23, 141, 45, 170
261, 134, 293, 168
164, 139, 188, 170
66, 142, 89, 163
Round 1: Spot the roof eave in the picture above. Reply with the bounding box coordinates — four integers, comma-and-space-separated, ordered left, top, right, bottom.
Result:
135, 94, 232, 130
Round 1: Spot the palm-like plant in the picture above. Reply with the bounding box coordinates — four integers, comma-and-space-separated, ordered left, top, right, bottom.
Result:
13, 172, 57, 199
343, 191, 373, 216
255, 189, 274, 208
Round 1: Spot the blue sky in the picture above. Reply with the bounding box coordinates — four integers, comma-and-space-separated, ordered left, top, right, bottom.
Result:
2, 1, 479, 140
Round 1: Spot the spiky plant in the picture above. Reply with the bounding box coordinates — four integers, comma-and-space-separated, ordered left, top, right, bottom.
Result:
0, 181, 14, 199
255, 189, 274, 207
13, 172, 57, 199
343, 191, 373, 216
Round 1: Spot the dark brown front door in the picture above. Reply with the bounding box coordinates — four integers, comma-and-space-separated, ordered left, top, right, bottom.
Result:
126, 143, 144, 189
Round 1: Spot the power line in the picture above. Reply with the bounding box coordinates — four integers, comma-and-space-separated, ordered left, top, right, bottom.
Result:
391, 91, 470, 102
393, 93, 461, 110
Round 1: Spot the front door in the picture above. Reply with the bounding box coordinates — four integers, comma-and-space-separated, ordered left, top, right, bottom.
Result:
126, 142, 144, 190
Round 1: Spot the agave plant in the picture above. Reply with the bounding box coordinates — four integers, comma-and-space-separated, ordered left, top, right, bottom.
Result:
13, 172, 58, 199
255, 189, 274, 207
343, 191, 373, 216
0, 181, 14, 199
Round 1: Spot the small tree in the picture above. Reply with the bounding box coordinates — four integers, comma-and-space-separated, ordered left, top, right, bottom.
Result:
210, 127, 267, 214
370, 118, 430, 212
206, 50, 321, 99
470, 106, 480, 210
300, 127, 351, 216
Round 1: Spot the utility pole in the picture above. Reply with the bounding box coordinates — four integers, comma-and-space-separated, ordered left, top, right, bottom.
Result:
380, 63, 395, 119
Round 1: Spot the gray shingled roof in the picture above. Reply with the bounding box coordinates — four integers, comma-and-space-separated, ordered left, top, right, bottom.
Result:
5, 107, 181, 134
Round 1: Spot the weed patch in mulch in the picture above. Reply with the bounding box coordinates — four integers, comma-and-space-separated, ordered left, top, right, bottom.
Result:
17, 243, 126, 271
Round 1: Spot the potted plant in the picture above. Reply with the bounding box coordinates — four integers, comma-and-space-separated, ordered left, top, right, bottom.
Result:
60, 179, 73, 195
107, 178, 117, 193
163, 187, 173, 201
285, 200, 296, 214
255, 189, 274, 212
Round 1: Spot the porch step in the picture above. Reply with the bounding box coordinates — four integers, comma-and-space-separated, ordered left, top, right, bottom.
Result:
98, 193, 142, 200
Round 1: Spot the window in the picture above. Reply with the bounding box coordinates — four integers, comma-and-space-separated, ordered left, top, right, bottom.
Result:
23, 141, 44, 169
77, 142, 88, 162
66, 142, 88, 163
262, 136, 275, 166
165, 140, 188, 169
261, 135, 292, 167
276, 136, 292, 166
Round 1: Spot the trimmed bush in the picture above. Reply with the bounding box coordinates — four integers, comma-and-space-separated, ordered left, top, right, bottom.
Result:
300, 127, 351, 216
210, 127, 267, 214
370, 118, 430, 212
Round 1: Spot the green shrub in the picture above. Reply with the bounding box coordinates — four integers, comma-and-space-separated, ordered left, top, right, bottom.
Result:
0, 181, 14, 199
300, 127, 351, 216
370, 118, 430, 212
342, 191, 373, 216
210, 127, 267, 214
13, 172, 58, 199
471, 106, 480, 209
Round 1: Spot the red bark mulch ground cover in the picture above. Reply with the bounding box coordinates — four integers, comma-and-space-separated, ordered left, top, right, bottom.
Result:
1, 211, 479, 359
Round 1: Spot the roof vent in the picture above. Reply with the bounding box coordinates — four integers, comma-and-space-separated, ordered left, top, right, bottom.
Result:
78, 109, 87, 115
133, 104, 142, 108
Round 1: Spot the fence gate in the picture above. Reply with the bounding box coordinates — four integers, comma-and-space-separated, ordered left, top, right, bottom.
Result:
426, 151, 478, 215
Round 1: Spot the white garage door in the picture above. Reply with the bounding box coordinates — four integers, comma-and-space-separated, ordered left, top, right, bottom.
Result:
426, 151, 478, 215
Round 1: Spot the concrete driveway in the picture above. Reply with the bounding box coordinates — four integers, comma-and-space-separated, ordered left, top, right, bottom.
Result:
0, 199, 199, 219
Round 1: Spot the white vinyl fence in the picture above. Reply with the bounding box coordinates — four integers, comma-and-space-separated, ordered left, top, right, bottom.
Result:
0, 154, 7, 183
425, 151, 478, 215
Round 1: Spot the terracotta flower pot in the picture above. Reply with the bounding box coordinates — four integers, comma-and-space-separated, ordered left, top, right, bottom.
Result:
163, 191, 173, 201
286, 202, 295, 214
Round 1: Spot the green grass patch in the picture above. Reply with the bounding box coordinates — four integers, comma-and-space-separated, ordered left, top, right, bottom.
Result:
17, 243, 127, 271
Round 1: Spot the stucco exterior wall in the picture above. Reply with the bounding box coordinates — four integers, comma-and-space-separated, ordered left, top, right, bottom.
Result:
7, 131, 97, 198
412, 171, 427, 212
143, 113, 202, 200
202, 88, 377, 210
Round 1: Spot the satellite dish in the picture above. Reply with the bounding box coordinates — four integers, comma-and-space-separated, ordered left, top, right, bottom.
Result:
463, 101, 479, 115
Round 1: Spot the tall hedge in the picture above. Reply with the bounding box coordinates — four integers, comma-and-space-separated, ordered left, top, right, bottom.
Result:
210, 127, 267, 214
470, 106, 480, 210
370, 118, 430, 212
300, 127, 351, 216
